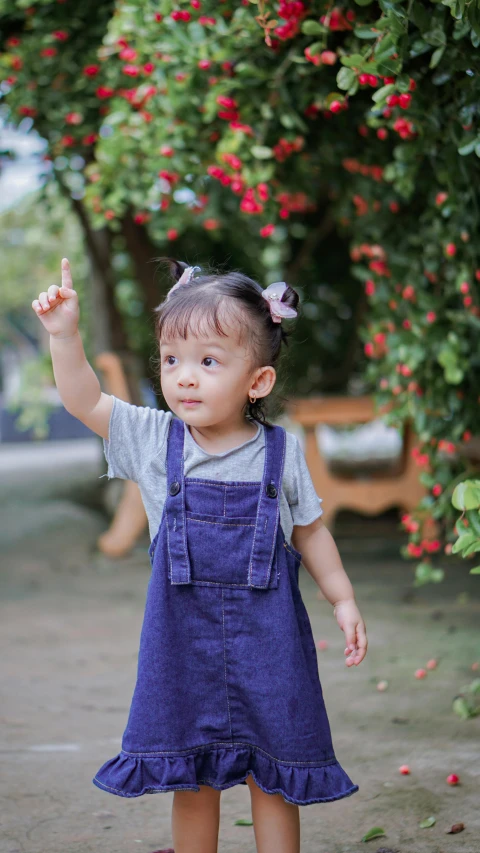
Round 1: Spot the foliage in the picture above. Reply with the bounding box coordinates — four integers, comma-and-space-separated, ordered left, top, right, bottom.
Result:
1, 0, 480, 580
451, 479, 480, 575
0, 185, 91, 434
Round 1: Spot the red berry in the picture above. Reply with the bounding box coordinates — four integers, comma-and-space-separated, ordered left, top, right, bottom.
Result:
377, 128, 388, 140
358, 73, 369, 85
399, 93, 411, 109
415, 668, 427, 679
432, 484, 442, 497
460, 281, 469, 294
260, 224, 275, 238
426, 658, 437, 670
368, 75, 378, 87
330, 100, 342, 113
446, 773, 459, 785
445, 242, 456, 257
320, 51, 337, 65
399, 765, 410, 775
386, 94, 399, 106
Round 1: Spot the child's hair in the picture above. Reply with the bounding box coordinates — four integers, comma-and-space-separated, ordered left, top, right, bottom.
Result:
152, 258, 300, 426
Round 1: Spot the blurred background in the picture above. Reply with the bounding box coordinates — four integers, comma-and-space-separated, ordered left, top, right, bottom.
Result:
1, 2, 479, 852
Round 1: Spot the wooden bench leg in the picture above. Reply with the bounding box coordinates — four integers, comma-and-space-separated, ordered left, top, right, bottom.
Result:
94, 352, 148, 558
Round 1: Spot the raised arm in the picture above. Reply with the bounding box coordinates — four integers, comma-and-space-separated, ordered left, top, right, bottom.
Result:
32, 258, 113, 440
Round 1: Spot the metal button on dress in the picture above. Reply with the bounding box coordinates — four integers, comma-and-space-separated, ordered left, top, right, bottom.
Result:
169, 481, 181, 495
266, 483, 277, 498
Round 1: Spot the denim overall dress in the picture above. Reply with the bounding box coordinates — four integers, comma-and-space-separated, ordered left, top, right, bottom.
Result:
93, 417, 359, 806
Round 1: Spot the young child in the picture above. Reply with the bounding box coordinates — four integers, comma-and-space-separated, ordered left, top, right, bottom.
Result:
32, 257, 367, 853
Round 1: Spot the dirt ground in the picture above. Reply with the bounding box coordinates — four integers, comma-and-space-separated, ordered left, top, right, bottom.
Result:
1, 487, 479, 853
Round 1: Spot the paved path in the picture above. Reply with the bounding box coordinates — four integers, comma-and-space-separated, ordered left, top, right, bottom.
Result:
1, 489, 479, 853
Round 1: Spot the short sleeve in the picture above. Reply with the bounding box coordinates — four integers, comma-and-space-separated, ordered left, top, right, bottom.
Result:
101, 395, 172, 483
285, 433, 323, 527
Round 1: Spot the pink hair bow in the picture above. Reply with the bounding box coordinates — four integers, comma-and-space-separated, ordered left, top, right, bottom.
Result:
167, 265, 201, 298
261, 281, 297, 323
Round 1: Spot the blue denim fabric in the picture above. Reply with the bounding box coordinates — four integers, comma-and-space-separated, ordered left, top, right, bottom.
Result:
93, 417, 359, 806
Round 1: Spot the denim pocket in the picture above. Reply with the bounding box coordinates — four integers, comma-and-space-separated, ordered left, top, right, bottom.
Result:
185, 511, 278, 588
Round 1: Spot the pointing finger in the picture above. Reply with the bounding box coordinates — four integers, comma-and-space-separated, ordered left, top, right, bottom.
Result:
61, 257, 73, 289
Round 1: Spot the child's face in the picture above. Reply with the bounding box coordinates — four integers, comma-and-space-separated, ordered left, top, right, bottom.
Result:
160, 323, 271, 427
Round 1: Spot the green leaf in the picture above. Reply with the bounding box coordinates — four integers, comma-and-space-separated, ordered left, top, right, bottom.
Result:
419, 816, 436, 828
410, 1, 431, 30
307, 40, 324, 56
374, 35, 397, 60
301, 20, 326, 36
452, 480, 480, 511
354, 0, 375, 6
415, 561, 444, 586
468, 1, 480, 38
452, 696, 475, 718
445, 366, 464, 384
470, 565, 480, 574
340, 53, 366, 68
337, 67, 356, 90
361, 826, 386, 842
353, 26, 378, 38
372, 83, 396, 102
280, 113, 296, 129
458, 138, 477, 156
462, 540, 480, 558
466, 509, 480, 537
430, 45, 445, 68
234, 818, 253, 825
451, 531, 476, 554
423, 28, 447, 47
251, 146, 273, 159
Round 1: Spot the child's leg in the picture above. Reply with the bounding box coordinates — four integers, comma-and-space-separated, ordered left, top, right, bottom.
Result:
171, 785, 221, 853
246, 775, 300, 853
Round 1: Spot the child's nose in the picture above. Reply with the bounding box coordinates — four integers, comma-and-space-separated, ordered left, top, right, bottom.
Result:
178, 370, 198, 387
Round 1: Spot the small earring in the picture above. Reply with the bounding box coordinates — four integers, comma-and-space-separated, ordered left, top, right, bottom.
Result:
248, 392, 256, 404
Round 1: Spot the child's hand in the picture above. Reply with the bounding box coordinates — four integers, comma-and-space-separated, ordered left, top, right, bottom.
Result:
32, 258, 79, 339
333, 599, 368, 667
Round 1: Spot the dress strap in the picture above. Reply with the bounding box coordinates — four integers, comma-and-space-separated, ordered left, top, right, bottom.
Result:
165, 416, 192, 584
248, 423, 287, 589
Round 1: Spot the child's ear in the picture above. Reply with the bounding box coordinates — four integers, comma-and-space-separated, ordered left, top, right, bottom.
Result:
251, 365, 276, 398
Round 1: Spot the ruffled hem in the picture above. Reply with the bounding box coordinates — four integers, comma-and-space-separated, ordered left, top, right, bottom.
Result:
92, 744, 359, 806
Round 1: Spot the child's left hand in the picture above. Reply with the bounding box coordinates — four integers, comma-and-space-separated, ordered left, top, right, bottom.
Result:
333, 599, 368, 667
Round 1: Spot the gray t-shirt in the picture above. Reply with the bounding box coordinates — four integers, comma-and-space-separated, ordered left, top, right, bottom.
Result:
101, 396, 323, 545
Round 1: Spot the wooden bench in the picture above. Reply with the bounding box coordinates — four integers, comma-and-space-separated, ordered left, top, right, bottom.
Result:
286, 395, 437, 538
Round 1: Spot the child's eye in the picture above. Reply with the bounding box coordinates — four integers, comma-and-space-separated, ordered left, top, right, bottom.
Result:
203, 357, 218, 368
164, 355, 177, 366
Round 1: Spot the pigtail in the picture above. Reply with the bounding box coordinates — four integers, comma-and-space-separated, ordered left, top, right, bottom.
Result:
281, 283, 300, 313
154, 256, 190, 284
